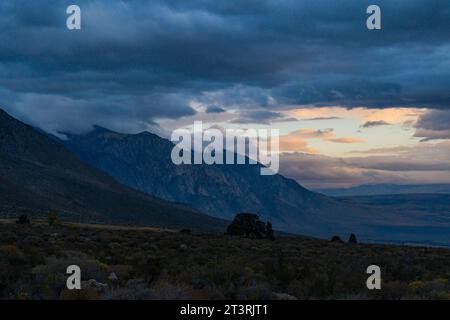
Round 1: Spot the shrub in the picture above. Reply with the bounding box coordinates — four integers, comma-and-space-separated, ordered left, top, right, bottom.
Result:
48, 213, 58, 226
0, 245, 26, 263
132, 253, 162, 282
330, 235, 344, 243
32, 253, 109, 299
60, 288, 100, 300
16, 215, 30, 225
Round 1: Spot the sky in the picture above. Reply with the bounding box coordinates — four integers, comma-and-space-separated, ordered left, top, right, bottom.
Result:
0, 0, 449, 188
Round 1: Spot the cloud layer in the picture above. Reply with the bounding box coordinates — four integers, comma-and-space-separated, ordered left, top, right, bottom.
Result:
280, 142, 450, 188
0, 0, 449, 134
414, 110, 450, 141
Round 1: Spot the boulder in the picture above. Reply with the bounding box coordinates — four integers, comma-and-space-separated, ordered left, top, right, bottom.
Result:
108, 272, 118, 282
330, 235, 344, 243
272, 292, 297, 300
82, 279, 108, 293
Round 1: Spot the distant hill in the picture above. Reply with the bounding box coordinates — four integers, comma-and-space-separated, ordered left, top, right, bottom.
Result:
316, 184, 450, 197
340, 194, 450, 246
0, 109, 227, 232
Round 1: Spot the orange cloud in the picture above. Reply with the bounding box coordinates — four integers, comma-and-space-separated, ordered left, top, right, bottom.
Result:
360, 108, 426, 123
328, 137, 364, 143
279, 138, 318, 153
285, 128, 335, 139
279, 128, 363, 152
287, 106, 426, 124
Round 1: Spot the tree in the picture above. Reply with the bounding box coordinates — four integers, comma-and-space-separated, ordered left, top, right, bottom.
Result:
48, 213, 58, 226
266, 222, 275, 241
225, 213, 274, 240
348, 233, 358, 244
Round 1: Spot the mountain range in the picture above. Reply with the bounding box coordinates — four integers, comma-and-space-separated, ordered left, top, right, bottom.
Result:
62, 124, 450, 245
1, 108, 450, 245
63, 126, 371, 235
0, 109, 226, 232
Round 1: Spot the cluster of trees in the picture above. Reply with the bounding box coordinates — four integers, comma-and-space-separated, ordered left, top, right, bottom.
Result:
15, 214, 58, 226
225, 213, 275, 240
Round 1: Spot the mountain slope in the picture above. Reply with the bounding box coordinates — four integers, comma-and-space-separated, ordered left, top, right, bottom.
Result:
0, 109, 227, 232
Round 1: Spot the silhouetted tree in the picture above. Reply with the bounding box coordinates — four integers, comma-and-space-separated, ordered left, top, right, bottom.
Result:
266, 222, 275, 241
48, 213, 58, 226
348, 233, 358, 244
16, 215, 30, 225
226, 213, 266, 239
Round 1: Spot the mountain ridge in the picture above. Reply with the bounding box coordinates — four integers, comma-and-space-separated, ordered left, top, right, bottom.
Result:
2, 109, 450, 245
63, 125, 349, 235
0, 108, 227, 232
62, 123, 450, 244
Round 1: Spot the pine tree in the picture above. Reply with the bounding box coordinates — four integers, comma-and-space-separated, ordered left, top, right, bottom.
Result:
266, 222, 275, 241
348, 233, 358, 244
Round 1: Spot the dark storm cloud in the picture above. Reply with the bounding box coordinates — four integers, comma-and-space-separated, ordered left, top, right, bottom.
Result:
303, 117, 343, 121
416, 110, 450, 131
414, 110, 450, 141
361, 120, 391, 128
0, 0, 449, 133
205, 106, 226, 113
230, 110, 297, 124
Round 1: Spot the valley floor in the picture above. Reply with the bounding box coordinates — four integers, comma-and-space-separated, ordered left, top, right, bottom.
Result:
1, 220, 449, 300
